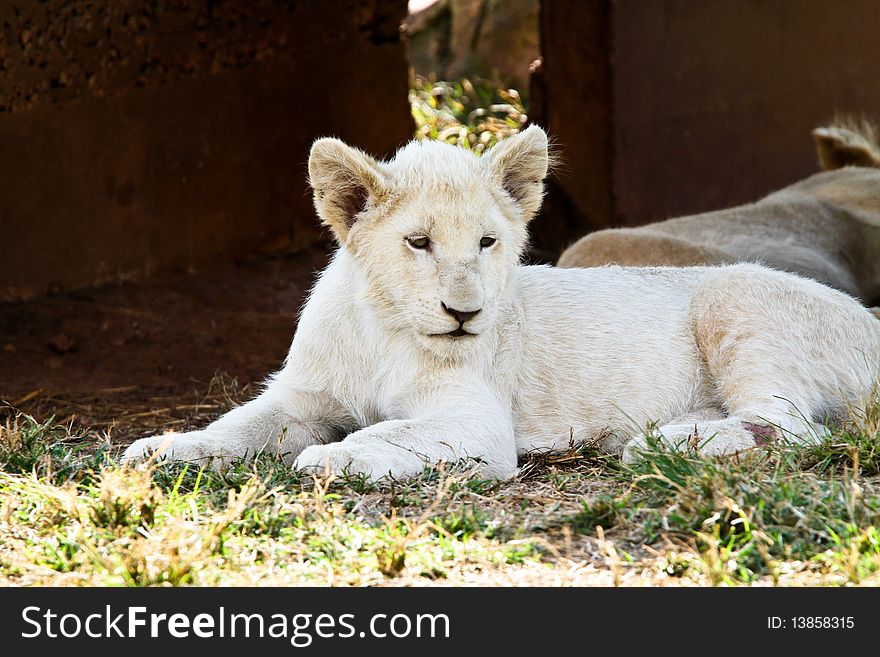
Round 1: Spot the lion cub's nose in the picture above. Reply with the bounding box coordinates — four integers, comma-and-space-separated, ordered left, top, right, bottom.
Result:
442, 303, 482, 323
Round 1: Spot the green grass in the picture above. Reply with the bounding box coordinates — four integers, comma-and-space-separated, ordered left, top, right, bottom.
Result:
578, 421, 880, 585
2, 400, 879, 586
409, 75, 527, 153
0, 412, 547, 586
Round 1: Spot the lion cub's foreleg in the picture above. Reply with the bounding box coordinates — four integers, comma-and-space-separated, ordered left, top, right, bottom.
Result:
294, 395, 518, 481
123, 381, 518, 482
121, 387, 349, 468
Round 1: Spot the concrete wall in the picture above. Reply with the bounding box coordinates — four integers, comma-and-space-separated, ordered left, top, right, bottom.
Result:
535, 0, 880, 255
0, 1, 413, 300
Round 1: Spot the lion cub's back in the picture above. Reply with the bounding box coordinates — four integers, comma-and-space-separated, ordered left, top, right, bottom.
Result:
515, 263, 700, 322
509, 265, 709, 451
513, 264, 704, 373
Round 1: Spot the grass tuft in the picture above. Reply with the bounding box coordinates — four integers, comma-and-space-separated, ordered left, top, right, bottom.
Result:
409, 75, 527, 153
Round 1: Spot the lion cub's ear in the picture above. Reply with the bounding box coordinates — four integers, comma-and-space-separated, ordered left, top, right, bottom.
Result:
308, 138, 388, 243
483, 124, 550, 220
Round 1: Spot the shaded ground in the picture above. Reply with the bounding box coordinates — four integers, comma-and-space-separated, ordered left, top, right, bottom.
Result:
0, 246, 329, 444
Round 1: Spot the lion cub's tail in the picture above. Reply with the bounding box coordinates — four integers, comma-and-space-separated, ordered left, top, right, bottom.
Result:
813, 117, 880, 170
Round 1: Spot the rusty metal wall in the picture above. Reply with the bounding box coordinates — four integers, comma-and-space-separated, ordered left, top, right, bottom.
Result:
536, 0, 880, 254
0, 1, 413, 300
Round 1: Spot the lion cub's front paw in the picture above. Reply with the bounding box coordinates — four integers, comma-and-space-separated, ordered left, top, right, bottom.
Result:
293, 442, 416, 481
121, 434, 176, 464
120, 431, 232, 467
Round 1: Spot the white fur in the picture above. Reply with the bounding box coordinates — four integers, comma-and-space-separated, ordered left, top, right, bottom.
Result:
123, 127, 880, 479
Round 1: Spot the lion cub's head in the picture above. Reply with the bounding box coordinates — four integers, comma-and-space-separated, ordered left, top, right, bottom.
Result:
308, 126, 549, 356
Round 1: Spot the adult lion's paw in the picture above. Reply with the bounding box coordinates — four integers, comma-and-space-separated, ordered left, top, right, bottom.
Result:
120, 431, 234, 467
293, 442, 418, 481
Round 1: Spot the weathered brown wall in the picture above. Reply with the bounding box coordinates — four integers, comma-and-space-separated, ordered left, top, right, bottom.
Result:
0, 1, 413, 300
533, 0, 611, 258
536, 0, 880, 254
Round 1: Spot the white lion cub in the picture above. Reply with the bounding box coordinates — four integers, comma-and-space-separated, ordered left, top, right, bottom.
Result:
123, 126, 880, 479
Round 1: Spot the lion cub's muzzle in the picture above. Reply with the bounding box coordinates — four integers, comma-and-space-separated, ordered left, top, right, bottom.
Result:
430, 303, 482, 338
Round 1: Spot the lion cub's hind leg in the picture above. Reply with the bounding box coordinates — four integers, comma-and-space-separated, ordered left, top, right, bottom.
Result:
622, 416, 829, 464
624, 265, 879, 463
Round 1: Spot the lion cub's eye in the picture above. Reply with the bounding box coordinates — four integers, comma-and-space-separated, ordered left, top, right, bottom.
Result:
480, 236, 497, 249
406, 236, 431, 250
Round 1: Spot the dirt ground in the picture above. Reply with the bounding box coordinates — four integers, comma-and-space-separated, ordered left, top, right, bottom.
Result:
0, 246, 330, 443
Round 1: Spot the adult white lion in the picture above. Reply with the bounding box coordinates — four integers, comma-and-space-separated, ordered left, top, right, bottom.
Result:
123, 126, 880, 478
